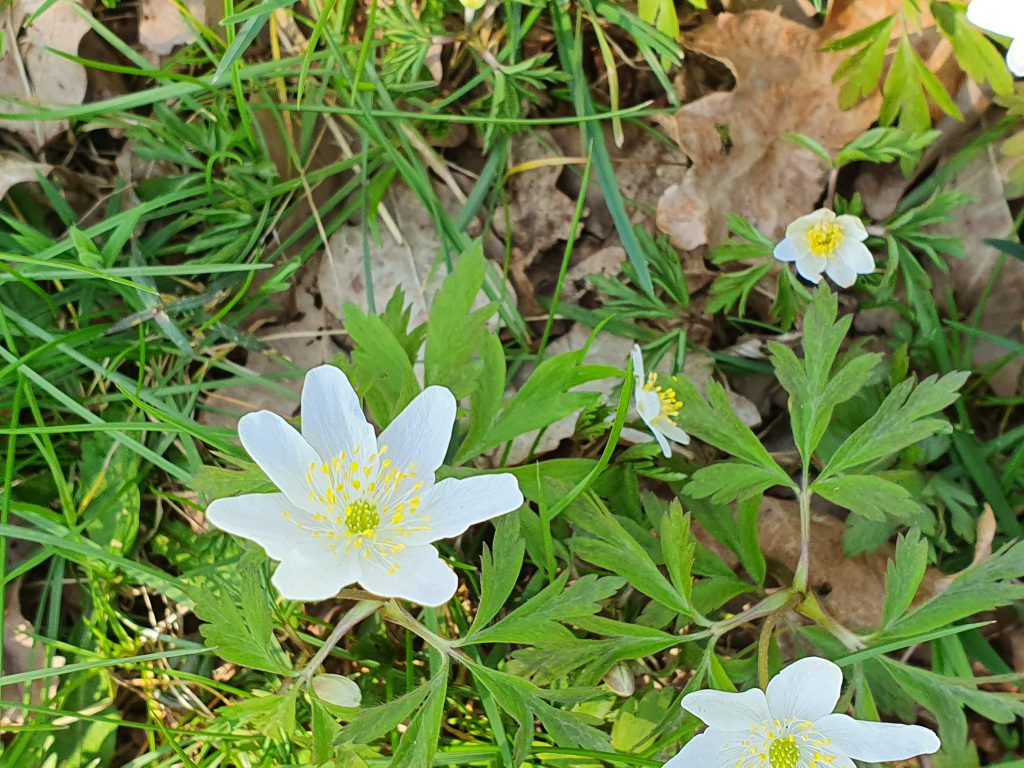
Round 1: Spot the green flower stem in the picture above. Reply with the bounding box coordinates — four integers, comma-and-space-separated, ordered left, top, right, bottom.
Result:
796, 593, 866, 651
792, 484, 813, 595
299, 599, 383, 683
382, 601, 475, 665
757, 613, 777, 691
709, 590, 798, 641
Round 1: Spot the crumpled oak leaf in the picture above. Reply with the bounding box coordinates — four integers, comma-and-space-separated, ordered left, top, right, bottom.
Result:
655, 10, 880, 250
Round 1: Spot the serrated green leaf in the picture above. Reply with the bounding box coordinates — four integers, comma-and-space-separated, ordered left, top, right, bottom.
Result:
820, 371, 968, 479
534, 699, 611, 751
218, 688, 298, 740
341, 304, 420, 426
389, 665, 449, 768
812, 474, 925, 522
191, 462, 275, 502
456, 331, 506, 463
660, 501, 696, 609
470, 513, 525, 633
193, 557, 291, 675
881, 528, 929, 628
463, 573, 624, 645
685, 461, 789, 505
424, 240, 495, 398
340, 668, 446, 746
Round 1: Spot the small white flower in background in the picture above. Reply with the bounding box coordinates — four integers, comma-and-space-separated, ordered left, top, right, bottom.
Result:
631, 345, 690, 458
206, 366, 524, 607
967, 0, 1024, 76
664, 657, 941, 768
773, 209, 874, 289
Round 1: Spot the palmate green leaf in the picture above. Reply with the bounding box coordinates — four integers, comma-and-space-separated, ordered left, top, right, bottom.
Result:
424, 240, 496, 399
819, 370, 968, 480
470, 513, 525, 633
192, 555, 291, 675
660, 501, 696, 609
811, 474, 925, 522
462, 573, 624, 646
883, 541, 1024, 639
833, 127, 940, 167
881, 528, 929, 629
769, 264, 881, 472
829, 16, 895, 109
535, 699, 611, 752
341, 303, 420, 426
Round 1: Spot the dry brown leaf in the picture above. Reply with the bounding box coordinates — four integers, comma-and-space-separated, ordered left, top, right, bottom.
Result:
655, 10, 880, 250
139, 0, 205, 56
929, 148, 1024, 396
0, 0, 90, 148
0, 151, 49, 197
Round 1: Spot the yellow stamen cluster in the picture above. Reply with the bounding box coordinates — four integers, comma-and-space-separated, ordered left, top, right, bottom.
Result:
805, 221, 844, 258
644, 372, 683, 422
732, 718, 836, 768
286, 443, 432, 573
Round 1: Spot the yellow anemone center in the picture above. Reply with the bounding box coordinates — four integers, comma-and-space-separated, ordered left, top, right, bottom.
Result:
644, 372, 683, 422
345, 499, 380, 536
768, 737, 800, 768
805, 221, 844, 258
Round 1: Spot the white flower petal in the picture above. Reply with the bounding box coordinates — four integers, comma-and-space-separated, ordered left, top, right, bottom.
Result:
836, 240, 875, 276
824, 257, 858, 289
794, 255, 826, 284
835, 214, 869, 241
399, 474, 523, 544
786, 208, 833, 240
773, 237, 801, 263
657, 422, 691, 446
376, 386, 456, 489
631, 344, 646, 384
651, 426, 672, 458
206, 493, 312, 560
681, 687, 771, 731
636, 388, 662, 424
967, 0, 1024, 37
300, 365, 376, 464
238, 411, 326, 511
1008, 36, 1024, 76
620, 426, 655, 447
271, 548, 361, 601
662, 729, 747, 768
358, 545, 458, 606
814, 713, 941, 761
765, 657, 843, 722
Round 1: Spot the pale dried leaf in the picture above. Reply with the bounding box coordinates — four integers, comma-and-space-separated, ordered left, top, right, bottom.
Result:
929, 148, 1024, 396
0, 0, 90, 148
655, 10, 880, 250
139, 0, 205, 56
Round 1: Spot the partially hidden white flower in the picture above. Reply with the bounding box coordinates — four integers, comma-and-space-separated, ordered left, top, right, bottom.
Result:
664, 657, 941, 768
773, 209, 874, 289
631, 345, 690, 458
967, 0, 1024, 76
206, 365, 524, 607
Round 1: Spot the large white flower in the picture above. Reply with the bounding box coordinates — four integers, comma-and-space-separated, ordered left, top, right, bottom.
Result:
773, 209, 874, 289
631, 345, 690, 458
664, 657, 941, 768
206, 365, 524, 607
967, 0, 1024, 76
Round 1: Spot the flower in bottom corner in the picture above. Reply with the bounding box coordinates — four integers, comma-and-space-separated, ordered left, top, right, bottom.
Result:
664, 657, 940, 768
206, 365, 524, 607
967, 0, 1024, 76
773, 209, 874, 289
631, 345, 690, 458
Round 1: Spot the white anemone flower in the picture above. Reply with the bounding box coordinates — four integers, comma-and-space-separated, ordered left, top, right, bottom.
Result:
773, 209, 874, 289
631, 345, 690, 458
206, 365, 524, 607
967, 0, 1024, 76
664, 657, 941, 768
